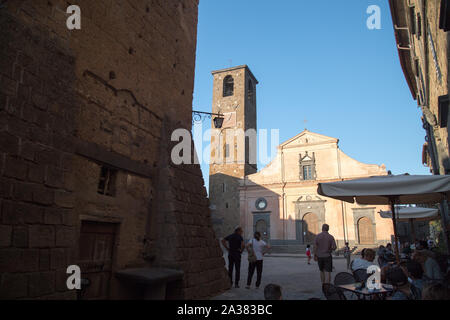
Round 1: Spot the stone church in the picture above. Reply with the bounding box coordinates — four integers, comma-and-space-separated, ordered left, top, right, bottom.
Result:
209, 65, 394, 249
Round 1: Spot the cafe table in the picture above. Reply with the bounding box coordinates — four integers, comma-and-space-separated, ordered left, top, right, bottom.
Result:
337, 283, 394, 300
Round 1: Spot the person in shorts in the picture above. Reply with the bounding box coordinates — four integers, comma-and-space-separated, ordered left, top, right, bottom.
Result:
313, 224, 337, 284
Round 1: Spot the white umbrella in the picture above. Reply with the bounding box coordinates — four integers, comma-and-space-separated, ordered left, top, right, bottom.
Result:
379, 207, 439, 243
317, 174, 450, 262
379, 207, 439, 221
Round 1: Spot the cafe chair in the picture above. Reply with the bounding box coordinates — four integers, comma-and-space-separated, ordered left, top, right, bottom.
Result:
334, 272, 356, 286
322, 283, 347, 300
353, 268, 369, 283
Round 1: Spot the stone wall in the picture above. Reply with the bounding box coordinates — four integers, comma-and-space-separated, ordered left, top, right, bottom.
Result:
0, 0, 229, 300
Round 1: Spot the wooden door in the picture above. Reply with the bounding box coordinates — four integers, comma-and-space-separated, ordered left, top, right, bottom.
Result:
358, 217, 374, 244
303, 213, 318, 244
78, 221, 117, 300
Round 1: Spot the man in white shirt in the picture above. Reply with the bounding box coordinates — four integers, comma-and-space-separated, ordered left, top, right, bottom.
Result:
246, 232, 270, 289
351, 248, 376, 271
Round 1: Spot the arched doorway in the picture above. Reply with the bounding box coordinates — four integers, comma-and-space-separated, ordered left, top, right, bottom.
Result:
255, 219, 269, 241
302, 212, 319, 244
358, 217, 374, 244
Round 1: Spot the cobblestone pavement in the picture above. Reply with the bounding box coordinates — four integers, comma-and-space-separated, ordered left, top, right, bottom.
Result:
212, 253, 350, 300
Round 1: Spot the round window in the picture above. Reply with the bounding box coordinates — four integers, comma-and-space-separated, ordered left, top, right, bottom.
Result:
255, 198, 267, 210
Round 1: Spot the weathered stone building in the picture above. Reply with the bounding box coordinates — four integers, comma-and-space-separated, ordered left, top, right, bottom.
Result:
0, 0, 229, 299
209, 65, 258, 239
389, 0, 450, 240
239, 130, 394, 250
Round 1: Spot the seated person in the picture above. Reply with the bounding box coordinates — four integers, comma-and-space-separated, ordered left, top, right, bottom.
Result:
405, 260, 425, 300
264, 284, 282, 300
351, 248, 376, 271
422, 282, 450, 300
402, 242, 412, 256
386, 267, 412, 300
413, 250, 444, 282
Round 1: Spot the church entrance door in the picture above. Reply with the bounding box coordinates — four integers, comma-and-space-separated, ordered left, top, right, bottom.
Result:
302, 212, 319, 244
358, 217, 374, 244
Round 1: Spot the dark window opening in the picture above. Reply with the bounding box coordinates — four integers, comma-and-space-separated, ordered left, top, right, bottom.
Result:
225, 203, 229, 209
417, 13, 422, 38
440, 0, 450, 31
98, 166, 117, 196
247, 79, 254, 103
223, 75, 234, 97
410, 6, 416, 34
438, 95, 449, 128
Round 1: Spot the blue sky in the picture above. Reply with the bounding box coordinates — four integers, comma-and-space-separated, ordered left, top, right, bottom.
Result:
192, 0, 430, 190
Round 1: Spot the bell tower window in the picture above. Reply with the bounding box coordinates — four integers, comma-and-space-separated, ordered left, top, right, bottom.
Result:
223, 75, 234, 97
247, 79, 254, 103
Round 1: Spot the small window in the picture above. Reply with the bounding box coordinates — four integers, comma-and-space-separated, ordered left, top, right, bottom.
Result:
440, 0, 450, 31
438, 95, 449, 128
225, 203, 229, 209
98, 166, 117, 196
409, 7, 416, 35
223, 75, 234, 97
247, 79, 254, 103
222, 183, 227, 193
303, 165, 313, 180
417, 13, 422, 38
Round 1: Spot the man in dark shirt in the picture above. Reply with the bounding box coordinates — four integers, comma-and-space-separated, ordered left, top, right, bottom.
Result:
222, 227, 245, 288
313, 224, 336, 284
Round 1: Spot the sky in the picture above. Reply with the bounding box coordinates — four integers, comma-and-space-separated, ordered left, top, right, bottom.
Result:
192, 0, 430, 190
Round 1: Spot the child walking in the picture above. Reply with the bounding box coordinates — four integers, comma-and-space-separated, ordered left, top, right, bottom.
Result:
306, 244, 312, 264
344, 242, 351, 270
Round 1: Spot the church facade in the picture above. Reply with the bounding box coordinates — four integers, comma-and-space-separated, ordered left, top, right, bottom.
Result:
239, 130, 394, 248
208, 65, 394, 249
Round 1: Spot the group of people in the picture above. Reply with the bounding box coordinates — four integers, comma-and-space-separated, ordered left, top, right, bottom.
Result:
221, 227, 270, 289
221, 226, 283, 300
344, 239, 449, 300
221, 225, 450, 300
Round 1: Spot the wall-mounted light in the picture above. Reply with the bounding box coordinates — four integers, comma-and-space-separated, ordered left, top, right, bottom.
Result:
192, 110, 224, 128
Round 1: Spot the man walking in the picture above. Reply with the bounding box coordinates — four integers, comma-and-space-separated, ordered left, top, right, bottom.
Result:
222, 227, 245, 288
313, 224, 337, 284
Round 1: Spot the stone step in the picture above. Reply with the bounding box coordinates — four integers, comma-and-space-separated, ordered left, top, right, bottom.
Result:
268, 244, 308, 254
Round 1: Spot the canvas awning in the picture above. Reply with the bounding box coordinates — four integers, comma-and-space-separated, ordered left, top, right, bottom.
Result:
379, 207, 439, 221
317, 174, 450, 261
317, 174, 450, 205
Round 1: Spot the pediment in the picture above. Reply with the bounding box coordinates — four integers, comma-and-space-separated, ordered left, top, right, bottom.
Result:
280, 130, 338, 148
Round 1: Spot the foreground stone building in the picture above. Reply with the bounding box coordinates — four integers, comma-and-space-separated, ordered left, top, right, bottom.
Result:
239, 130, 394, 250
0, 0, 229, 299
389, 0, 450, 242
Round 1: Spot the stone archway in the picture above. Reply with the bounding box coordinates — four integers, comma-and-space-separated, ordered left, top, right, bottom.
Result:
302, 212, 319, 244
358, 217, 375, 244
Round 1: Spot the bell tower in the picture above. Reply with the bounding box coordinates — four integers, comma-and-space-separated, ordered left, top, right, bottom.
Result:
209, 65, 258, 238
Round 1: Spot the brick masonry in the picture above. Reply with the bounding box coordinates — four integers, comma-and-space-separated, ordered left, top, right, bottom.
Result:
0, 0, 229, 299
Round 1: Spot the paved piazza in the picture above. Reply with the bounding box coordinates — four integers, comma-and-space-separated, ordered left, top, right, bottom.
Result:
213, 253, 350, 300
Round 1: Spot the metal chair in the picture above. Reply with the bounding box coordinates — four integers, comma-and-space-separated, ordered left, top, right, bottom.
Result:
322, 283, 346, 300
334, 272, 356, 286
353, 268, 369, 283
334, 272, 358, 300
